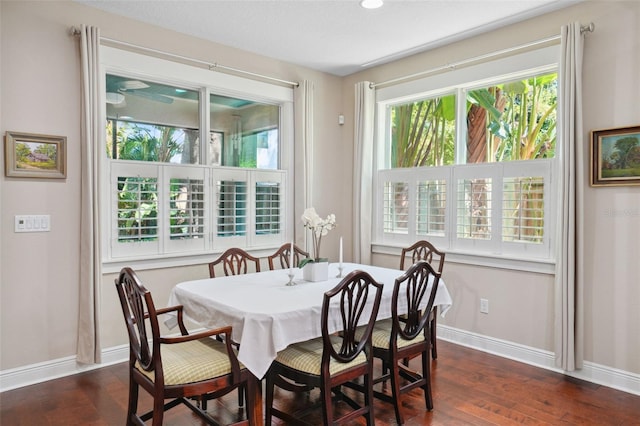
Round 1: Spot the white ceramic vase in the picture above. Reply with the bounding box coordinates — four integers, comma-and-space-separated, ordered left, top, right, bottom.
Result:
302, 261, 329, 282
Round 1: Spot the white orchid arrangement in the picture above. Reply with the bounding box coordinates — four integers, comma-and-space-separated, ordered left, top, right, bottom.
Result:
299, 207, 336, 267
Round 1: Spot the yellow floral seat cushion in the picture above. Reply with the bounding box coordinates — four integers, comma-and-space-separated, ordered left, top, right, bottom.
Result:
275, 336, 367, 376
136, 337, 242, 386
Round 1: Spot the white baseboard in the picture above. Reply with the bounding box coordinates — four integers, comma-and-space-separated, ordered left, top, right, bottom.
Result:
0, 345, 129, 393
438, 325, 640, 396
2, 329, 639, 397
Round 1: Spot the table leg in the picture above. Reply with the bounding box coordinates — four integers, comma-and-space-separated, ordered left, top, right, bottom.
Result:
245, 373, 263, 425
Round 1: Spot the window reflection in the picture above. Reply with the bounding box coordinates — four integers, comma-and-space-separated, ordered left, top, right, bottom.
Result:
105, 74, 281, 169
211, 94, 279, 169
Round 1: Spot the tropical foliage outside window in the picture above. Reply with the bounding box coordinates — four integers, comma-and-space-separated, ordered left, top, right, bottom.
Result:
116, 176, 158, 242
462, 73, 555, 243
466, 73, 557, 163
390, 72, 557, 169
107, 120, 199, 164
380, 69, 557, 257
390, 94, 456, 168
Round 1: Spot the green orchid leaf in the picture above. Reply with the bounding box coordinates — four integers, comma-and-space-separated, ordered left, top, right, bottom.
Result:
298, 258, 314, 268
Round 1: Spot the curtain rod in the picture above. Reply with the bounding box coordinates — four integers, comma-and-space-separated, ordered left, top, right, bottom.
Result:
70, 27, 299, 88
370, 22, 595, 89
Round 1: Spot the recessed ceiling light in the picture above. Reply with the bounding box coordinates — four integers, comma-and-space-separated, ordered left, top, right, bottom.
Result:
360, 0, 383, 9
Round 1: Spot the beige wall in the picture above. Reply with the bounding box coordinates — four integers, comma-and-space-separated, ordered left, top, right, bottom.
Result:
0, 0, 343, 370
1, 0, 638, 381
344, 1, 640, 374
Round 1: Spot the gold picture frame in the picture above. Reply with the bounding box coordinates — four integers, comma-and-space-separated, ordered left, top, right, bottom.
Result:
590, 125, 640, 186
4, 131, 67, 179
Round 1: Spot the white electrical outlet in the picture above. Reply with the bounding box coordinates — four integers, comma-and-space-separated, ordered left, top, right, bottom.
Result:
480, 298, 489, 314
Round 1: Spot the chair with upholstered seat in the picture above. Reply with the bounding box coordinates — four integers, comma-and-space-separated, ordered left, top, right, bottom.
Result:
265, 270, 383, 425
208, 247, 261, 278
115, 267, 258, 426
208, 247, 261, 408
267, 243, 309, 270
370, 261, 441, 425
399, 240, 445, 359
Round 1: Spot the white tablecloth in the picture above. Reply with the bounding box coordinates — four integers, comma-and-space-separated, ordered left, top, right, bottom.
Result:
168, 262, 452, 379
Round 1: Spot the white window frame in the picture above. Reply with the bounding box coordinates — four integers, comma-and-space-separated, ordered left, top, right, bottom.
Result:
252, 170, 287, 247
165, 164, 209, 255
377, 166, 450, 249
101, 47, 294, 272
110, 161, 162, 259
372, 46, 559, 273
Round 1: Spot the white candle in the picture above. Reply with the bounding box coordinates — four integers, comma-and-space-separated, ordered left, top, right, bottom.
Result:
339, 237, 343, 267
289, 241, 294, 272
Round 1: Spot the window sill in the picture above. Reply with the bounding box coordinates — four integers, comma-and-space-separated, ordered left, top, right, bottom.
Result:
101, 248, 278, 274
371, 243, 555, 275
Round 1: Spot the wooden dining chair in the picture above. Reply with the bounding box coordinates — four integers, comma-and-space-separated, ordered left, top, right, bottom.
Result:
265, 270, 383, 425
115, 267, 258, 426
400, 240, 445, 272
267, 243, 309, 270
399, 240, 445, 359
208, 247, 261, 278
208, 247, 261, 407
370, 261, 441, 425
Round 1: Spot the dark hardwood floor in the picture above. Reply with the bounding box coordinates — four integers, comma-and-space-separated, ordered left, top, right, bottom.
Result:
2, 340, 639, 425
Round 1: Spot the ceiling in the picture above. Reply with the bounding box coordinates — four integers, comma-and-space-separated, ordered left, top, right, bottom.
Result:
77, 0, 577, 76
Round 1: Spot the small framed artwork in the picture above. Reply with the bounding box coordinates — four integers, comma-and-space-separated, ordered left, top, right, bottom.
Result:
4, 131, 67, 179
590, 125, 640, 186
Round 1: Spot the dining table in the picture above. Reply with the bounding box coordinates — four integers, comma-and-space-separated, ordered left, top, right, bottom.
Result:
168, 261, 452, 376
167, 261, 453, 424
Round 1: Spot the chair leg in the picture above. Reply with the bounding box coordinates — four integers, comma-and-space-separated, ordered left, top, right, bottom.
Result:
245, 375, 258, 426
321, 379, 334, 425
364, 371, 375, 426
126, 377, 138, 426
431, 307, 438, 359
422, 351, 433, 410
382, 359, 391, 382
200, 395, 207, 410
237, 383, 245, 407
151, 392, 165, 426
389, 360, 404, 425
265, 372, 274, 426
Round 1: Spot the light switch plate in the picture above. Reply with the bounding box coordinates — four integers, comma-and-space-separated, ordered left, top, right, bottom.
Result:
15, 215, 50, 232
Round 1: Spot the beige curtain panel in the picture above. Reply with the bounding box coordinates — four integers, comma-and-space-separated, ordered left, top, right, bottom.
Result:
353, 81, 375, 265
554, 22, 585, 372
77, 24, 103, 365
294, 80, 314, 251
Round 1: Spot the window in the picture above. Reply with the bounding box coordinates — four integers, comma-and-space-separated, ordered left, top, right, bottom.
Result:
457, 177, 492, 241
389, 93, 456, 168
383, 181, 409, 235
102, 47, 293, 264
502, 176, 544, 244
416, 179, 446, 236
116, 173, 158, 243
375, 46, 558, 263
465, 73, 557, 164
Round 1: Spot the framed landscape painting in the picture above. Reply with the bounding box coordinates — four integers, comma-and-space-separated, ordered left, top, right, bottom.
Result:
4, 131, 67, 179
590, 125, 640, 186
